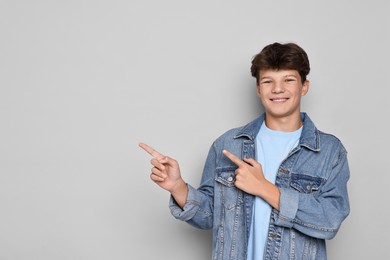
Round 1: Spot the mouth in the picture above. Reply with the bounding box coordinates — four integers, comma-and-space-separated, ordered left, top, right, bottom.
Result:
270, 98, 289, 103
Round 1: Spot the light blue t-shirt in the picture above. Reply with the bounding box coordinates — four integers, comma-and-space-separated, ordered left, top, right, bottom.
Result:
246, 122, 302, 260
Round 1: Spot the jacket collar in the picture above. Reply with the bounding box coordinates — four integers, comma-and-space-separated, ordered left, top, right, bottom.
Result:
234, 112, 320, 152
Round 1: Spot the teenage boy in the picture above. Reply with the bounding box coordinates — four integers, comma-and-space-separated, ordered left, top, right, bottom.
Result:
139, 42, 350, 260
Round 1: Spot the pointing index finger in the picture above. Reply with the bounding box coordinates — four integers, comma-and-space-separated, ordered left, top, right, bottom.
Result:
139, 143, 165, 159
223, 149, 244, 167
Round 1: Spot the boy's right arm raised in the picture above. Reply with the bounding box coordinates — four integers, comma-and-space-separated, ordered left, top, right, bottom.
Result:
139, 143, 189, 208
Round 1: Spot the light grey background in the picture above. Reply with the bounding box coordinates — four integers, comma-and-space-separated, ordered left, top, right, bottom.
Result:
0, 0, 389, 259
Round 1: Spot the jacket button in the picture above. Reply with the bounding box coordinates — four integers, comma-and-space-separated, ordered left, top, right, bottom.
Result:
228, 176, 233, 182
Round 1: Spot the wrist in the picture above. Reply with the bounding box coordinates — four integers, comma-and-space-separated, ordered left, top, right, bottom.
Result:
170, 178, 188, 197
259, 180, 280, 210
169, 179, 188, 209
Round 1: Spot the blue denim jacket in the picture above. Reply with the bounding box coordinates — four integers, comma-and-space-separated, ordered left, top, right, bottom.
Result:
169, 113, 350, 260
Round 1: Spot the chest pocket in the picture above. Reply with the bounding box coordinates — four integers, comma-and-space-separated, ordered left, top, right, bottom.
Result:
290, 173, 325, 194
215, 166, 243, 210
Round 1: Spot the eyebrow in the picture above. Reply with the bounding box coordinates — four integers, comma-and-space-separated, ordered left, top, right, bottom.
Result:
284, 74, 298, 78
260, 74, 298, 80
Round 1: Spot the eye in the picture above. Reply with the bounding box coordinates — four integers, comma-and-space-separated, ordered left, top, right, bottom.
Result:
285, 78, 296, 83
261, 80, 272, 85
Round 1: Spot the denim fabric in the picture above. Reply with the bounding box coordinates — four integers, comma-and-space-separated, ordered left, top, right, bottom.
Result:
169, 113, 350, 260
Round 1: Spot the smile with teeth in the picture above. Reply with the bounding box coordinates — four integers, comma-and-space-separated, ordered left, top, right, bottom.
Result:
270, 98, 289, 103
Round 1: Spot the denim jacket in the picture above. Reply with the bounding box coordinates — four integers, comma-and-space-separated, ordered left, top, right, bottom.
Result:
169, 113, 350, 260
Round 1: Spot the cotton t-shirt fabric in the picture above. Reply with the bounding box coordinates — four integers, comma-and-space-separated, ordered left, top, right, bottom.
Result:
246, 122, 302, 260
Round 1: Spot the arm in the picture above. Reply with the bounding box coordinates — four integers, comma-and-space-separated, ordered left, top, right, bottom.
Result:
276, 148, 350, 240
223, 147, 350, 240
169, 144, 217, 229
140, 142, 216, 229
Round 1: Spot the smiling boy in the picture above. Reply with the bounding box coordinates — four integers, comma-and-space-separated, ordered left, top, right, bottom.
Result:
140, 42, 350, 260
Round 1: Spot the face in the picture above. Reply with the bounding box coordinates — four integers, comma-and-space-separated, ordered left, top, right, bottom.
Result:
256, 69, 309, 121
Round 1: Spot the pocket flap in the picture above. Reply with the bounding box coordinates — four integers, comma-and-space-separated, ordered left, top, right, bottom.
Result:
215, 166, 236, 187
290, 173, 324, 193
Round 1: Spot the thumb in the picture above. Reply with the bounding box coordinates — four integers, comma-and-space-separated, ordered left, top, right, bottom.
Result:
243, 157, 260, 167
158, 156, 178, 167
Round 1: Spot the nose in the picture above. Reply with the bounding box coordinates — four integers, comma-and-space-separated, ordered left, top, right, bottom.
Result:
272, 81, 285, 94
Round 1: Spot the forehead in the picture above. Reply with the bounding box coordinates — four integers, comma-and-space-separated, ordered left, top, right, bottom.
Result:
259, 69, 300, 79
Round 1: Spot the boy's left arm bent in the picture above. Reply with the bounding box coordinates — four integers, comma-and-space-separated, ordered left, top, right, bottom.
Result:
275, 148, 350, 240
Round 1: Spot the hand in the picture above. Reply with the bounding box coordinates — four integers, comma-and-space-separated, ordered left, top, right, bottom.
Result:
139, 143, 182, 191
222, 149, 265, 195
223, 149, 280, 210
139, 143, 188, 207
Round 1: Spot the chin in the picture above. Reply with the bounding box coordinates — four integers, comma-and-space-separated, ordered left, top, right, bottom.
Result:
265, 110, 298, 119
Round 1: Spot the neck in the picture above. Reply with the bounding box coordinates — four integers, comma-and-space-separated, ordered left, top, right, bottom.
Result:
264, 114, 303, 132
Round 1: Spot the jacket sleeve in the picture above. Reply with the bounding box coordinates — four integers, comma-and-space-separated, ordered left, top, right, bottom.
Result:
168, 143, 217, 230
275, 145, 350, 240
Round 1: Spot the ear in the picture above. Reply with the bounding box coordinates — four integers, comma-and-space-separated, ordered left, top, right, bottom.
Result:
256, 83, 262, 97
301, 80, 310, 96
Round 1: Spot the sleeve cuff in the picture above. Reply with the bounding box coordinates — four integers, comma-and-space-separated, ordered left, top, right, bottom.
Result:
275, 187, 299, 228
169, 184, 201, 221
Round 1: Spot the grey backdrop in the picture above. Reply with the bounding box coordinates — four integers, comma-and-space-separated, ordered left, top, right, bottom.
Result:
1, 1, 389, 259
